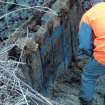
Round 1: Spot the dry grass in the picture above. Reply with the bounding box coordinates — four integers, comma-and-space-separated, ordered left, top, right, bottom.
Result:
0, 1, 59, 105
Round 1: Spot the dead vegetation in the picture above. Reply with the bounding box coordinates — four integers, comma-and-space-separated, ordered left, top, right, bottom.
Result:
0, 0, 105, 105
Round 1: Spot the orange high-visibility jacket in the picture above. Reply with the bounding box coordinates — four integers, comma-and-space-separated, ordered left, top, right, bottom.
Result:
80, 2, 105, 64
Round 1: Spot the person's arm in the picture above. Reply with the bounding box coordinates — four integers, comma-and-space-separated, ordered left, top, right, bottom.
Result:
78, 22, 93, 57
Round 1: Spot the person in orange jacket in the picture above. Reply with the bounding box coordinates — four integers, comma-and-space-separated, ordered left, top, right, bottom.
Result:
78, 0, 105, 105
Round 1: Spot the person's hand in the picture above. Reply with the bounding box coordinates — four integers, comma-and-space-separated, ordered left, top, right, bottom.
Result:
76, 59, 87, 69
73, 58, 88, 69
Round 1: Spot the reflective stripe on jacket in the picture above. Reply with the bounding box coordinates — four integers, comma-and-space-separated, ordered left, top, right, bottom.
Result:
79, 2, 105, 64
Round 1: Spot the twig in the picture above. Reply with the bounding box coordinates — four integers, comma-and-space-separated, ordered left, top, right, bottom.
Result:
0, 1, 58, 16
